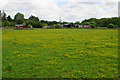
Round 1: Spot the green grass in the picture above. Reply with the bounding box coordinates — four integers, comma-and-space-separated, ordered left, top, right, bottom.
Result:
2, 29, 118, 78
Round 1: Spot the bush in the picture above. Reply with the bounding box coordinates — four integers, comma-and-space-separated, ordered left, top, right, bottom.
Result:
28, 24, 32, 28
83, 22, 90, 25
55, 23, 61, 28
107, 23, 116, 28
22, 23, 26, 26
90, 24, 96, 29
47, 25, 55, 29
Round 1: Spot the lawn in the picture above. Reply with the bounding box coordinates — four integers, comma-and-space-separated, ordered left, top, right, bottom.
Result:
2, 29, 118, 78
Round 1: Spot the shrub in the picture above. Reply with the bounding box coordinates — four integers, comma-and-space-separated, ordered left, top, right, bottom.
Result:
55, 23, 61, 28
83, 22, 90, 25
28, 24, 32, 28
47, 25, 55, 29
107, 23, 116, 28
22, 23, 26, 26
90, 24, 96, 29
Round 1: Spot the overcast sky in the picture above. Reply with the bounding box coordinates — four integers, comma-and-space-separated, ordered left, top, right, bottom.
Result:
0, 0, 119, 22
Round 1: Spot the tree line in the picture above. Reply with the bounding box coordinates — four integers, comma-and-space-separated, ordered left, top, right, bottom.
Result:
0, 10, 119, 28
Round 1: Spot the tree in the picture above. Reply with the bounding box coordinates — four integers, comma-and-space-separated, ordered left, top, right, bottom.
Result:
22, 23, 26, 26
107, 23, 116, 28
2, 10, 6, 22
29, 15, 39, 21
90, 24, 96, 29
28, 24, 32, 28
48, 25, 55, 29
14, 12, 25, 24
82, 22, 90, 25
7, 15, 12, 22
75, 21, 81, 24
35, 21, 42, 28
10, 21, 16, 26
55, 23, 60, 28
4, 21, 10, 26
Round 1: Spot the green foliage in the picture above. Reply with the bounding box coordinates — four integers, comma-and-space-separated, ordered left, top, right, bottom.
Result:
1, 10, 119, 28
29, 15, 39, 21
90, 24, 96, 29
43, 24, 48, 26
14, 12, 25, 24
82, 22, 90, 25
107, 23, 116, 28
22, 23, 26, 26
0, 22, 2, 27
28, 24, 32, 28
48, 25, 55, 29
55, 23, 60, 28
2, 10, 6, 21
7, 15, 12, 22
82, 17, 119, 27
4, 21, 10, 26
75, 21, 81, 25
10, 21, 16, 26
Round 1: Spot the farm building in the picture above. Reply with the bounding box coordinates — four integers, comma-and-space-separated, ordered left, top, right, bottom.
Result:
62, 24, 74, 28
84, 25, 91, 28
15, 24, 28, 29
75, 24, 83, 28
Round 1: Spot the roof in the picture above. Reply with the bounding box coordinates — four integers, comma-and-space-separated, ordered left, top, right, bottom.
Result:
15, 24, 24, 27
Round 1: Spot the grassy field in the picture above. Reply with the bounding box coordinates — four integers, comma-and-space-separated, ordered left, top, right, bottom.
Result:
2, 29, 118, 78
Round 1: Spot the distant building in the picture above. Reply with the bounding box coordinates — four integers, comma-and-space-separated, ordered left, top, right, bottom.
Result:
63, 24, 72, 28
84, 25, 91, 28
75, 24, 83, 28
15, 24, 28, 30
15, 24, 24, 27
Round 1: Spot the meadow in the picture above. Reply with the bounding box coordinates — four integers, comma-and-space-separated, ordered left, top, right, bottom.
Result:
2, 29, 118, 78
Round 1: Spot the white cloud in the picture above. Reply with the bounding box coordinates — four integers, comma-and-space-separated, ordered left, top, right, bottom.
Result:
0, 0, 119, 22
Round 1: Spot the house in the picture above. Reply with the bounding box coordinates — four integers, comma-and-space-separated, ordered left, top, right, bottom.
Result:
15, 24, 24, 30
63, 24, 72, 28
84, 25, 91, 28
15, 24, 28, 30
75, 24, 83, 28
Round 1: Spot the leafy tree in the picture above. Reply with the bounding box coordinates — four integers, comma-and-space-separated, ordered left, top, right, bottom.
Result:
43, 24, 48, 26
55, 23, 60, 28
2, 10, 6, 22
35, 21, 42, 28
14, 12, 25, 24
7, 15, 12, 22
28, 24, 32, 28
22, 23, 26, 26
75, 21, 81, 24
107, 23, 116, 28
10, 21, 16, 26
4, 21, 10, 26
48, 25, 55, 29
62, 21, 68, 24
90, 24, 96, 29
82, 22, 90, 25
29, 15, 39, 21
